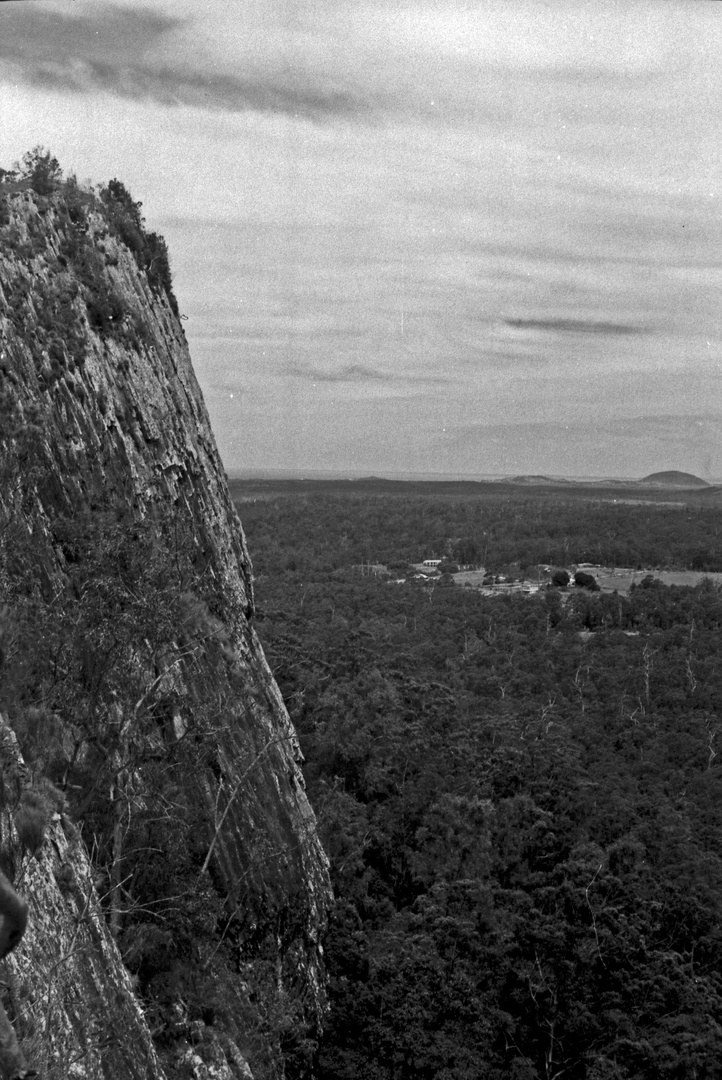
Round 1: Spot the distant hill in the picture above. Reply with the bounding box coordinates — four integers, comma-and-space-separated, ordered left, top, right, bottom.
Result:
640, 471, 709, 488
503, 475, 572, 485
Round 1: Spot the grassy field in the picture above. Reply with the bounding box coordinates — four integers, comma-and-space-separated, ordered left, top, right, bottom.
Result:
594, 569, 722, 594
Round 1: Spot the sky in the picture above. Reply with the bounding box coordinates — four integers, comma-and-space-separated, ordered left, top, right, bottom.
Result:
0, 0, 720, 480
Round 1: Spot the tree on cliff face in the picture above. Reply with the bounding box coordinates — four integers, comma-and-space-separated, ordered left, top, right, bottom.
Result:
3, 510, 233, 929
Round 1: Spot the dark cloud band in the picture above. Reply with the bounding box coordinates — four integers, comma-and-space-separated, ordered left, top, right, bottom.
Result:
0, 3, 369, 120
287, 363, 449, 385
504, 318, 645, 336
298, 363, 392, 383
0, 5, 181, 61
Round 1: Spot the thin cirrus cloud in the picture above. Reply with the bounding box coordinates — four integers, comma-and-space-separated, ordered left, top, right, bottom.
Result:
286, 363, 449, 385
504, 318, 647, 336
0, 4, 371, 121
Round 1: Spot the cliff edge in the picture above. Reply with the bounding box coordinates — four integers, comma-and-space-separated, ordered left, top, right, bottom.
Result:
0, 158, 330, 1079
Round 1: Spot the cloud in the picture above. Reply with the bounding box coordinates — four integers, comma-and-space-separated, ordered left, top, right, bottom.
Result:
286, 362, 449, 385
504, 318, 646, 336
289, 362, 391, 383
1, 4, 181, 61
3, 0, 719, 129
0, 4, 371, 120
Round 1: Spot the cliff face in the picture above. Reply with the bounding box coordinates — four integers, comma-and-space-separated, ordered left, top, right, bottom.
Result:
0, 720, 167, 1080
0, 174, 330, 1079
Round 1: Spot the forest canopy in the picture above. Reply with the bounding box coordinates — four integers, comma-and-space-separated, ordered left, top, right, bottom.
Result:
239, 488, 722, 1080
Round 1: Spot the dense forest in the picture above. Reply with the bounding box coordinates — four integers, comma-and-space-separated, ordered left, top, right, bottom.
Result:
234, 488, 722, 574
240, 490, 722, 1079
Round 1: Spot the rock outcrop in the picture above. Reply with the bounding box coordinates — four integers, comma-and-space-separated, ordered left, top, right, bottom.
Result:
0, 719, 167, 1080
0, 171, 330, 1078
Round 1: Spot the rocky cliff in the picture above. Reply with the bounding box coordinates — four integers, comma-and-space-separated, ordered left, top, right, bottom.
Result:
0, 164, 330, 1079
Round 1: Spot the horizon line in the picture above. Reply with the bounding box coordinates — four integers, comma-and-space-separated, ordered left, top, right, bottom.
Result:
225, 468, 722, 485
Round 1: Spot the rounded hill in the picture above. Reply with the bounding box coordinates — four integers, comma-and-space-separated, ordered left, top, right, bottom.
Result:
640, 470, 709, 488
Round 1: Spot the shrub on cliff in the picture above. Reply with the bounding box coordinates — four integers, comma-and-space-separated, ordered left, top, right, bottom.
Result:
16, 146, 62, 195
3, 150, 180, 321
0, 504, 284, 1063
100, 178, 179, 315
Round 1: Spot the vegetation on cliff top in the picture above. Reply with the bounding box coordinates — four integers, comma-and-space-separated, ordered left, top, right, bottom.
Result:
0, 146, 178, 323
